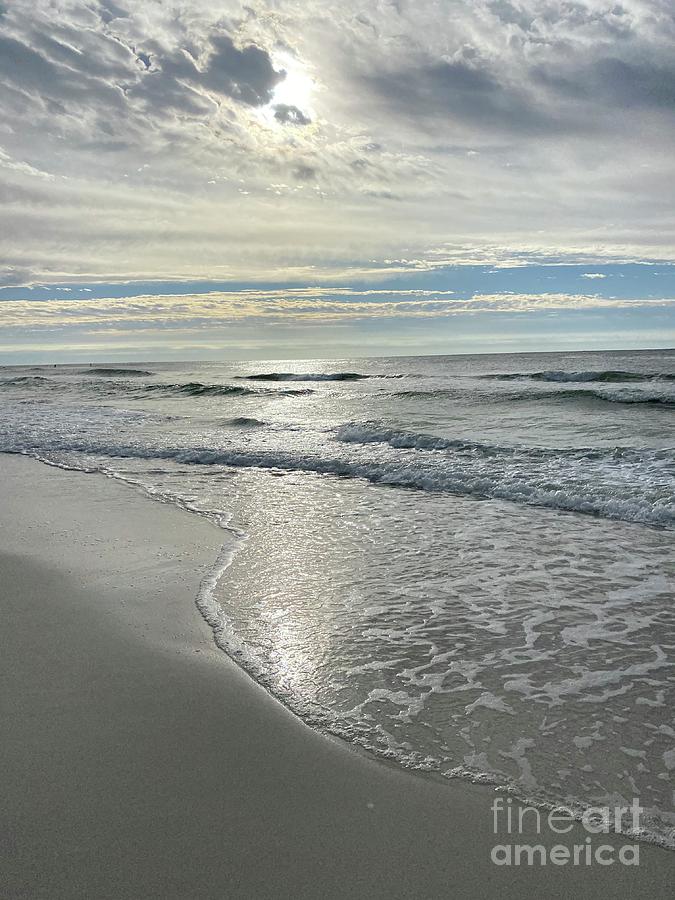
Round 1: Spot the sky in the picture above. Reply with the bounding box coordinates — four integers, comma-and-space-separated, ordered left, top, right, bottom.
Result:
1, 0, 674, 362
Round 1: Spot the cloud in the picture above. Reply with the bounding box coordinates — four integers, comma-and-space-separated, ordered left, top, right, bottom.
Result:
292, 164, 317, 181
273, 103, 311, 125
0, 266, 35, 287
178, 34, 284, 107
0, 148, 54, 180
0, 31, 127, 112
364, 57, 554, 135
1, 0, 675, 290
535, 57, 675, 111
121, 32, 285, 118
1, 287, 670, 333
0, 8, 284, 128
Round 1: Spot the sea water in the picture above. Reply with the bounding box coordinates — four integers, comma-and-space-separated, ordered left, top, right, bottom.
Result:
1, 349, 673, 846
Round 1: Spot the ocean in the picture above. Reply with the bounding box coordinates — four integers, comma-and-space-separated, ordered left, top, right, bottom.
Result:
1, 348, 674, 847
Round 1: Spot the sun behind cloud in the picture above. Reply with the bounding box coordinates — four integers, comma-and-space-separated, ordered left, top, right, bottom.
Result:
259, 51, 316, 128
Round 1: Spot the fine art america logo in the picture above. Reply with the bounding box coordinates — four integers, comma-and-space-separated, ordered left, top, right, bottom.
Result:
490, 797, 642, 866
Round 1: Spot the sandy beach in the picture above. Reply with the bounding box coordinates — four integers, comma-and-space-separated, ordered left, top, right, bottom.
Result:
1, 452, 673, 899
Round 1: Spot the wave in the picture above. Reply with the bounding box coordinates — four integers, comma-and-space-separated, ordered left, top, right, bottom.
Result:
241, 371, 369, 381
393, 389, 458, 400
336, 423, 491, 454
240, 372, 406, 382
8, 438, 673, 528
482, 369, 675, 383
335, 422, 675, 463
223, 416, 267, 427
394, 387, 675, 408
85, 367, 153, 377
144, 381, 260, 398
277, 388, 315, 396
557, 389, 675, 408
0, 375, 50, 386
142, 381, 314, 398
0, 376, 315, 399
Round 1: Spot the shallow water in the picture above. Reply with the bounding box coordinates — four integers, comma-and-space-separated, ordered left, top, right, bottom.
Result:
2, 348, 674, 846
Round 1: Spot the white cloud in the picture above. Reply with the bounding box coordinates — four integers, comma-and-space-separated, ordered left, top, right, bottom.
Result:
0, 1, 674, 285
1, 288, 671, 333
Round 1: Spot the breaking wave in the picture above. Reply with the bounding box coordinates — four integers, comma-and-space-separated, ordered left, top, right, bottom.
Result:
147, 383, 315, 398
0, 376, 315, 399
0, 376, 50, 386
144, 381, 261, 397
7, 435, 674, 528
141, 382, 314, 398
394, 387, 675, 408
482, 369, 675, 383
336, 423, 494, 453
335, 422, 675, 464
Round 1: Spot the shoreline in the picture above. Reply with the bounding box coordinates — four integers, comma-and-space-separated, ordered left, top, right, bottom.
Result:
1, 452, 673, 899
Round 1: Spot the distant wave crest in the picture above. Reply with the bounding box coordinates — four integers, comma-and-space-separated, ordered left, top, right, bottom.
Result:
144, 382, 314, 398
241, 372, 369, 381
86, 367, 153, 377
483, 369, 675, 383
0, 376, 315, 399
394, 387, 675, 408
0, 376, 50, 386
553, 389, 675, 407
148, 381, 260, 397
240, 372, 406, 381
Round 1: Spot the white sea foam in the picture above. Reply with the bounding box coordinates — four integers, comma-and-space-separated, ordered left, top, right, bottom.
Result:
3, 389, 675, 532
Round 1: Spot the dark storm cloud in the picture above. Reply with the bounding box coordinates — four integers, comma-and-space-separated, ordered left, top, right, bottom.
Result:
273, 103, 311, 125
